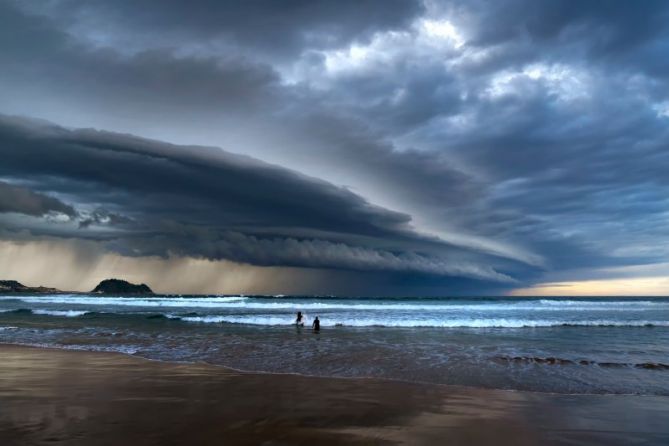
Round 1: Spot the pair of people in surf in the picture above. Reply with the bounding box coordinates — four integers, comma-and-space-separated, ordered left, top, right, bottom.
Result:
295, 311, 320, 331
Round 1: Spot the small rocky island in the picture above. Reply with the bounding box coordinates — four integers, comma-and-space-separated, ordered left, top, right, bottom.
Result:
92, 279, 153, 295
0, 280, 60, 294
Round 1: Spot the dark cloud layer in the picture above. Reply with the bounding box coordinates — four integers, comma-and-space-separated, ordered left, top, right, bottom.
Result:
1, 0, 668, 293
0, 115, 517, 285
0, 181, 75, 217
29, 0, 425, 58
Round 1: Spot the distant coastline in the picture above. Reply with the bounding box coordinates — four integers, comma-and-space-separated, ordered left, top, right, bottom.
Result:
0, 280, 60, 294
0, 278, 153, 295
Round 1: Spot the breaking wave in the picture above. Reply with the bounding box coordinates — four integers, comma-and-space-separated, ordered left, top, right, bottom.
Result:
494, 355, 669, 370
9, 296, 668, 312
173, 315, 669, 328
31, 309, 91, 317
11, 295, 249, 308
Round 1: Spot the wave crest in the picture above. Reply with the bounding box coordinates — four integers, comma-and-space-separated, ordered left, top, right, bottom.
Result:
174, 315, 669, 328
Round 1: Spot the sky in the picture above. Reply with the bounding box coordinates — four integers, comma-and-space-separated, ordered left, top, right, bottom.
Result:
1, 0, 669, 296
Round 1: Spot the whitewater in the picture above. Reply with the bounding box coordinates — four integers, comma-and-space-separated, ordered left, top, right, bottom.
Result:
6, 295, 669, 327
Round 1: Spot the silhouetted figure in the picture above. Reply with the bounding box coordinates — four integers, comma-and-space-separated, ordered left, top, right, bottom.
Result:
312, 316, 320, 332
296, 311, 304, 326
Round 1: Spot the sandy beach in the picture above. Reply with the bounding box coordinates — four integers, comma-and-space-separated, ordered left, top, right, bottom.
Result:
0, 345, 667, 445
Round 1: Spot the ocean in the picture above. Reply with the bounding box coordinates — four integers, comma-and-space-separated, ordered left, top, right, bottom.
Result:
1, 295, 668, 395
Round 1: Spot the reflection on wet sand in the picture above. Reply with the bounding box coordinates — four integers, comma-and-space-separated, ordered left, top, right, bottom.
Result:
1, 345, 668, 445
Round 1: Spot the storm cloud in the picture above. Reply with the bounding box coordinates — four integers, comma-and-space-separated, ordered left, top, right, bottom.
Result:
0, 115, 516, 285
1, 0, 668, 294
0, 181, 75, 217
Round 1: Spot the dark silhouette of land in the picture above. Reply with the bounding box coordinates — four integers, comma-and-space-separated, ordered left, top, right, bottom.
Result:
0, 278, 154, 295
0, 280, 59, 294
92, 279, 153, 295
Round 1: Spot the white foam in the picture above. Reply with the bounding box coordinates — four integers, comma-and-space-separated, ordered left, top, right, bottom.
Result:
32, 309, 90, 317
12, 295, 248, 308
180, 315, 295, 325
175, 315, 669, 328
9, 296, 667, 312
65, 344, 140, 355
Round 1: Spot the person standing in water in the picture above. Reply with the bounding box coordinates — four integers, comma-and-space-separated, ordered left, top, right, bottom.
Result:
312, 316, 320, 332
295, 311, 304, 326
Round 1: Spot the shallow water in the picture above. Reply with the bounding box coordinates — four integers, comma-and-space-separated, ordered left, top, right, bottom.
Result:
1, 295, 668, 395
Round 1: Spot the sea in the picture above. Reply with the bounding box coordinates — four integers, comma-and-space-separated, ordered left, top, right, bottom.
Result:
1, 294, 668, 395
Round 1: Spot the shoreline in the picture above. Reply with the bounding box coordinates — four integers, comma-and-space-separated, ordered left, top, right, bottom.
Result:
1, 344, 669, 445
1, 341, 664, 398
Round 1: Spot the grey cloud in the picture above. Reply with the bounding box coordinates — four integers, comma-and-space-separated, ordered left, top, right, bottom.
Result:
0, 2, 284, 122
2, 0, 669, 291
462, 0, 669, 55
0, 115, 411, 237
292, 111, 481, 208
0, 1, 476, 211
25, 0, 425, 59
0, 115, 518, 283
130, 230, 514, 282
0, 181, 75, 217
276, 2, 669, 281
0, 0, 509, 261
77, 209, 133, 229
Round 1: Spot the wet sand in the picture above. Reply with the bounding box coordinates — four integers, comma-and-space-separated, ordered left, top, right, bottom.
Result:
1, 345, 668, 445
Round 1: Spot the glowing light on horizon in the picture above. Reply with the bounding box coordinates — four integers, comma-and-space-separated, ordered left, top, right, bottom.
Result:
511, 277, 669, 296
